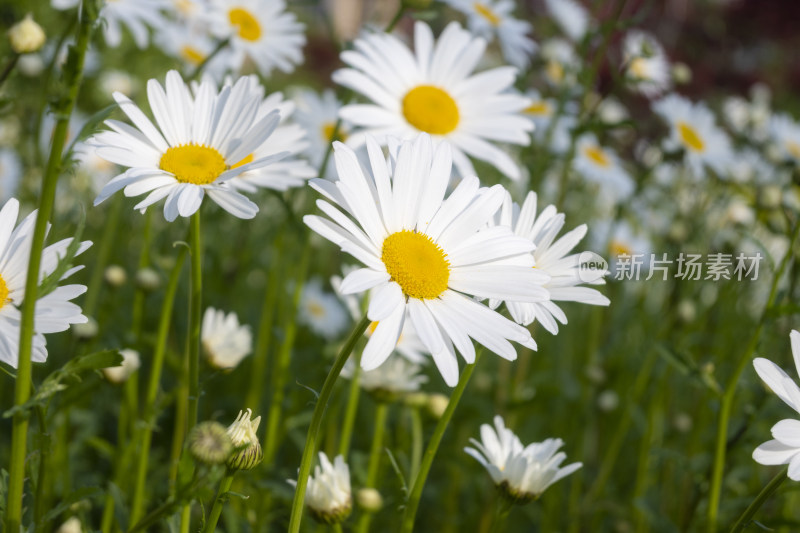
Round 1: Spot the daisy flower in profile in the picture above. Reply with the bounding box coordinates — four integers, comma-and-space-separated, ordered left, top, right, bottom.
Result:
89, 70, 288, 221
206, 0, 305, 77
304, 134, 548, 386
465, 415, 582, 503
622, 30, 671, 98
289, 452, 352, 524
201, 307, 252, 370
443, 0, 536, 70
752, 330, 800, 479
544, 0, 590, 42
297, 278, 349, 341
573, 134, 634, 202
0, 199, 90, 369
768, 113, 800, 165
333, 21, 533, 181
491, 191, 609, 334
652, 94, 732, 177
52, 0, 169, 48
294, 89, 351, 178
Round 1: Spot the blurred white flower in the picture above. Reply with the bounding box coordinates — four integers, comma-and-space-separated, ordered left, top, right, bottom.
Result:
342, 354, 428, 399
55, 517, 82, 533
573, 134, 634, 202
768, 113, 800, 166
544, 0, 590, 42
752, 331, 800, 479
297, 278, 349, 341
52, 0, 170, 49
0, 148, 22, 203
202, 307, 252, 370
293, 88, 351, 179
465, 415, 582, 502
289, 452, 352, 524
622, 30, 671, 98
102, 349, 141, 384
540, 38, 579, 87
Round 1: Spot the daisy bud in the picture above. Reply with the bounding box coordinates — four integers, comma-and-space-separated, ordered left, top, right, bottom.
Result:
299, 452, 352, 524
226, 409, 263, 471
597, 390, 619, 412
673, 412, 693, 433
188, 421, 234, 465
102, 349, 141, 384
135, 268, 161, 291
72, 317, 98, 340
426, 393, 449, 419
676, 300, 697, 323
104, 265, 127, 287
8, 14, 46, 54
671, 62, 691, 84
55, 517, 82, 533
356, 487, 383, 512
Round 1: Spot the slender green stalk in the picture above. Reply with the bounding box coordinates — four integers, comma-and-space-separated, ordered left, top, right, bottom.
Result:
4, 7, 94, 529
129, 248, 188, 525
401, 352, 482, 533
0, 54, 19, 89
288, 315, 371, 533
355, 402, 388, 533
337, 351, 362, 457
188, 211, 203, 429
384, 6, 406, 33
489, 497, 514, 533
131, 209, 153, 340
409, 407, 423, 485
83, 195, 123, 318
31, 406, 50, 528
204, 469, 236, 533
730, 466, 788, 533
187, 38, 230, 80
332, 524, 344, 533
707, 221, 799, 532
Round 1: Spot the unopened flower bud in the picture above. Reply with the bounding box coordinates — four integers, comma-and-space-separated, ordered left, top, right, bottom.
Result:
104, 265, 127, 287
672, 62, 691, 84
135, 268, 160, 291
102, 348, 141, 384
426, 393, 449, 419
72, 317, 98, 339
356, 487, 383, 512
8, 14, 46, 54
226, 409, 263, 470
188, 421, 233, 465
55, 516, 82, 533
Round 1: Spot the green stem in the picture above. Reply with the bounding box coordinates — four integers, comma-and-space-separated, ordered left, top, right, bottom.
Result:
409, 407, 423, 485
204, 469, 236, 533
489, 497, 514, 533
355, 402, 388, 533
730, 466, 788, 533
4, 8, 94, 530
401, 352, 482, 533
707, 221, 799, 532
332, 524, 344, 533
188, 211, 203, 430
0, 54, 19, 89
187, 38, 230, 80
130, 209, 153, 341
129, 247, 188, 525
384, 6, 406, 33
288, 315, 371, 533
83, 195, 123, 319
337, 351, 362, 457
31, 405, 50, 529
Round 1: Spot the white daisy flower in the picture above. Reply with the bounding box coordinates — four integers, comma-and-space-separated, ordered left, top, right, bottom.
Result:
206, 0, 305, 77
522, 89, 557, 134
52, 0, 169, 49
293, 89, 352, 179
573, 134, 634, 201
544, 0, 590, 42
290, 452, 352, 524
333, 21, 533, 181
342, 354, 428, 398
539, 38, 579, 87
304, 133, 548, 386
491, 191, 609, 334
89, 70, 289, 221
0, 198, 90, 369
752, 331, 800, 479
201, 307, 253, 370
157, 22, 217, 74
768, 113, 800, 165
652, 94, 733, 177
297, 278, 349, 341
102, 348, 141, 384
622, 30, 671, 98
443, 0, 537, 70
465, 415, 582, 502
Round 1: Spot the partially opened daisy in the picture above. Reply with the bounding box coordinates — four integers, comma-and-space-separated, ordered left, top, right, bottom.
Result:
652, 94, 732, 177
89, 70, 288, 221
443, 0, 537, 70
752, 331, 800, 479
333, 21, 533, 181
0, 198, 90, 368
491, 191, 609, 334
304, 134, 548, 386
206, 0, 305, 77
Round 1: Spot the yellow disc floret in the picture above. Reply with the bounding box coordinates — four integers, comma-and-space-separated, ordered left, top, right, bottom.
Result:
402, 86, 460, 135
322, 122, 347, 143
160, 144, 227, 185
473, 3, 501, 26
0, 274, 9, 310
677, 121, 705, 152
381, 230, 450, 300
229, 7, 262, 42
583, 145, 611, 168
524, 102, 551, 116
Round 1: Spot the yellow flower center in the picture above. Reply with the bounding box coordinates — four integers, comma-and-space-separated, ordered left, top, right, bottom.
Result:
231, 153, 254, 170
228, 7, 262, 42
610, 240, 633, 257
628, 57, 649, 80
381, 230, 450, 300
524, 101, 551, 116
677, 121, 705, 152
308, 301, 326, 318
786, 141, 800, 160
473, 2, 501, 26
322, 122, 347, 143
546, 60, 564, 83
160, 144, 227, 185
0, 274, 9, 310
180, 45, 206, 66
583, 145, 611, 168
402, 86, 460, 136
